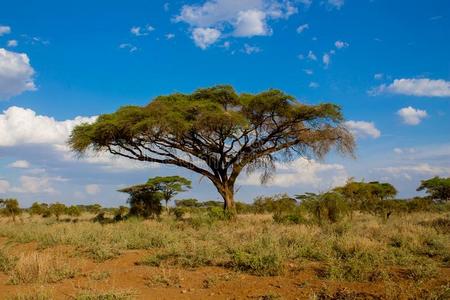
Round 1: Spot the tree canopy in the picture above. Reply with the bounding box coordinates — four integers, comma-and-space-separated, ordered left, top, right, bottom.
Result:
146, 176, 192, 209
417, 177, 450, 202
69, 85, 355, 211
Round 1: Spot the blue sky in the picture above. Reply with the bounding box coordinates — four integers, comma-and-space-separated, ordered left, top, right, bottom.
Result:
0, 0, 449, 207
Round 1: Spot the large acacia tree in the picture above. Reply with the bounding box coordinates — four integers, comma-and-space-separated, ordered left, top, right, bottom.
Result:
69, 85, 355, 211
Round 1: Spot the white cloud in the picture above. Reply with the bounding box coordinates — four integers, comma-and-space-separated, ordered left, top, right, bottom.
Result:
374, 73, 383, 80
397, 106, 428, 125
176, 0, 302, 47
0, 48, 36, 100
393, 147, 416, 155
296, 23, 309, 33
379, 163, 450, 178
0, 26, 11, 36
10, 175, 60, 194
322, 53, 331, 67
334, 40, 349, 49
130, 25, 154, 36
119, 43, 138, 53
307, 50, 317, 61
345, 120, 381, 139
303, 69, 313, 75
242, 44, 261, 54
234, 10, 270, 37
165, 33, 175, 40
370, 78, 450, 97
192, 27, 221, 49
327, 0, 344, 9
85, 184, 101, 195
0, 179, 11, 193
7, 40, 18, 48
8, 160, 30, 168
241, 157, 347, 188
0, 106, 97, 147
309, 82, 319, 88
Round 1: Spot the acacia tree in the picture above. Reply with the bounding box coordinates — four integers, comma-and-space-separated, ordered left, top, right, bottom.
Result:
0, 199, 22, 221
146, 176, 192, 210
69, 85, 354, 211
417, 177, 450, 202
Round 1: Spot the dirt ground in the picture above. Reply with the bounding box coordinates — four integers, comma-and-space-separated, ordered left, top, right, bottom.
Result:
1, 239, 449, 300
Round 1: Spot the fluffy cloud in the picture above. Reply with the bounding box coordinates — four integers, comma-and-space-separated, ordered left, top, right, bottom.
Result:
370, 78, 450, 97
85, 184, 101, 195
379, 164, 450, 179
322, 53, 331, 68
192, 27, 221, 49
296, 23, 309, 33
0, 49, 36, 100
240, 157, 348, 188
345, 120, 381, 139
374, 73, 384, 80
9, 175, 64, 194
130, 25, 155, 36
176, 0, 301, 48
119, 43, 138, 53
0, 106, 97, 147
7, 40, 18, 47
335, 40, 349, 49
0, 179, 11, 193
242, 44, 261, 54
309, 82, 319, 88
397, 106, 427, 125
8, 160, 30, 168
0, 26, 11, 36
327, 0, 344, 9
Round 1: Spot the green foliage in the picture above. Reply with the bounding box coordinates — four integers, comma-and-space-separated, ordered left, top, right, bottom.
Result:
175, 198, 200, 208
49, 202, 67, 221
300, 192, 349, 224
119, 183, 163, 219
333, 180, 397, 215
69, 85, 355, 209
0, 198, 22, 221
417, 176, 450, 202
146, 176, 191, 208
65, 205, 81, 217
253, 194, 297, 214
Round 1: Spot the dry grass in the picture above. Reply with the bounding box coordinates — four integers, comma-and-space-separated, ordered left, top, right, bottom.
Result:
0, 211, 449, 284
8, 252, 77, 284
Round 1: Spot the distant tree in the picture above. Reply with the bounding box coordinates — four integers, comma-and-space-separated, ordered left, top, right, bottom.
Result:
49, 203, 67, 221
65, 205, 81, 217
146, 176, 192, 210
29, 202, 45, 216
417, 177, 450, 202
175, 198, 200, 208
118, 184, 163, 219
298, 192, 348, 224
69, 85, 355, 212
333, 180, 397, 215
253, 194, 296, 214
0, 199, 21, 221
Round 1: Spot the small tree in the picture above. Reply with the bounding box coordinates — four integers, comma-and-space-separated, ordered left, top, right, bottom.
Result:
118, 184, 163, 219
49, 202, 67, 221
417, 177, 450, 203
146, 176, 192, 210
65, 205, 81, 217
69, 85, 355, 212
0, 199, 21, 221
29, 202, 45, 216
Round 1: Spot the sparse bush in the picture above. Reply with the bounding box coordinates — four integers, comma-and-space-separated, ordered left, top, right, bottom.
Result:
0, 248, 16, 273
8, 252, 77, 284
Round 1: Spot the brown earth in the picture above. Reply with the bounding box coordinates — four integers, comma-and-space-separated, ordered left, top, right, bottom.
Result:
1, 239, 449, 300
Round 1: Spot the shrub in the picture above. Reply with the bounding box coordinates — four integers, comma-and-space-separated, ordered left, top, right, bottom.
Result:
9, 253, 77, 284
302, 192, 349, 224
0, 248, 16, 273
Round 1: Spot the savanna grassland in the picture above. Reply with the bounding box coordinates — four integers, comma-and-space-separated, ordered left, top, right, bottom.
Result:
0, 209, 449, 300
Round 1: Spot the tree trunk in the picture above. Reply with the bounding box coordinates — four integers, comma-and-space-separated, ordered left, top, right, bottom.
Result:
216, 182, 236, 214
